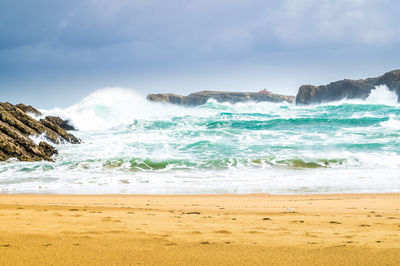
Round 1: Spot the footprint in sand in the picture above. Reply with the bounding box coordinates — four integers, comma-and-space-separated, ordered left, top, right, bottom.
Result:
214, 230, 232, 234
186, 212, 201, 215
200, 241, 214, 245
360, 224, 370, 227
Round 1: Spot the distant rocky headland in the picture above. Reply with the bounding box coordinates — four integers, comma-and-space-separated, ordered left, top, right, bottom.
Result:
296, 69, 400, 105
147, 90, 296, 106
0, 102, 80, 162
148, 69, 400, 106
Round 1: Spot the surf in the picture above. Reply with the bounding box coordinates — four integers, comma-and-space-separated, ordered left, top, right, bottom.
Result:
1, 85, 399, 194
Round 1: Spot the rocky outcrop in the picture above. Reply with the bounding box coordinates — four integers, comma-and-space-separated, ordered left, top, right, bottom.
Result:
365, 69, 400, 98
147, 91, 295, 106
146, 93, 185, 105
0, 102, 81, 162
15, 103, 43, 117
296, 69, 400, 105
16, 105, 77, 131
296, 80, 375, 105
41, 116, 76, 131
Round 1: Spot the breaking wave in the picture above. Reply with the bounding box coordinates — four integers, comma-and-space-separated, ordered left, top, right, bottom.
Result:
1, 85, 400, 194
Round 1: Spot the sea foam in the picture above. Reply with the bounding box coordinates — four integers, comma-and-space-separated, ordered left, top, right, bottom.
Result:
1, 86, 399, 194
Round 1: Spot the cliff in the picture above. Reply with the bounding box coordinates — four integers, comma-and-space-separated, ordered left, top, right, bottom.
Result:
0, 102, 80, 162
296, 69, 400, 105
147, 90, 295, 106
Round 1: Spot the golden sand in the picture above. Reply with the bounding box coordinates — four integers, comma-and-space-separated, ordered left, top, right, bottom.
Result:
0, 193, 400, 265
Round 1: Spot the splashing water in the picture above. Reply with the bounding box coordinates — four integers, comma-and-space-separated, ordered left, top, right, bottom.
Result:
43, 87, 200, 131
365, 85, 399, 105
1, 86, 400, 194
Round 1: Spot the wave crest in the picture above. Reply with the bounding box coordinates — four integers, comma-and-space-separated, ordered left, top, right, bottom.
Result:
44, 87, 195, 131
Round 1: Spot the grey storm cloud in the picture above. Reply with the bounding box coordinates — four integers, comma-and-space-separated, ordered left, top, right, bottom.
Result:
1, 0, 400, 107
2, 0, 399, 66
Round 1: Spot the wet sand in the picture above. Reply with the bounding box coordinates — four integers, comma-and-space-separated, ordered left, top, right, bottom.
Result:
0, 193, 399, 265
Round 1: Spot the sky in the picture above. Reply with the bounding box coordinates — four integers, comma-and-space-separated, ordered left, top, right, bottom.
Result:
1, 0, 400, 108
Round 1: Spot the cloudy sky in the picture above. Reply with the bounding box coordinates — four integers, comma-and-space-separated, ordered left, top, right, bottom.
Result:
1, 0, 399, 107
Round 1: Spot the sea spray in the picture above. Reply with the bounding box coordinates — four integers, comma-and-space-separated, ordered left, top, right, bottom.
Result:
1, 86, 400, 194
366, 85, 399, 105
43, 87, 203, 131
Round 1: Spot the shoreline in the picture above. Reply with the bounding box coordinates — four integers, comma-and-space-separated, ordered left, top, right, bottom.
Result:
2, 191, 400, 196
1, 193, 400, 265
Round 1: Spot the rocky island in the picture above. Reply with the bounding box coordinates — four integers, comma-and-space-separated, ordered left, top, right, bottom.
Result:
296, 69, 400, 105
147, 90, 296, 106
148, 69, 400, 107
0, 102, 80, 162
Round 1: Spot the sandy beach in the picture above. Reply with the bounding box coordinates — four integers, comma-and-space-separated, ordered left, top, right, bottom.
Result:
0, 193, 399, 265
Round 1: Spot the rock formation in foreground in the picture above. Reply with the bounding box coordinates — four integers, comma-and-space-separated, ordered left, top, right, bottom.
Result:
147, 90, 295, 106
296, 69, 400, 105
0, 102, 80, 162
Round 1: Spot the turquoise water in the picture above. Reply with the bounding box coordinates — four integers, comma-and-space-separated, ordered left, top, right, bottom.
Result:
1, 87, 400, 194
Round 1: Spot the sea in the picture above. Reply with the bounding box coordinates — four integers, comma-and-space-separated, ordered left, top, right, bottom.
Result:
1, 85, 400, 194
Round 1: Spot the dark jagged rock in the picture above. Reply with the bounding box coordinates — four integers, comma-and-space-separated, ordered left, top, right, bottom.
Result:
16, 105, 77, 131
16, 103, 43, 117
147, 91, 295, 106
39, 141, 58, 158
40, 118, 80, 144
42, 116, 76, 131
0, 102, 81, 162
366, 69, 400, 99
296, 80, 374, 105
296, 69, 400, 105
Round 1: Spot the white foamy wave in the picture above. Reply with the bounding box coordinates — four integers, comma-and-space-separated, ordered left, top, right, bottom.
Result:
29, 133, 50, 145
43, 87, 201, 131
203, 98, 292, 117
380, 114, 400, 129
365, 85, 399, 105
